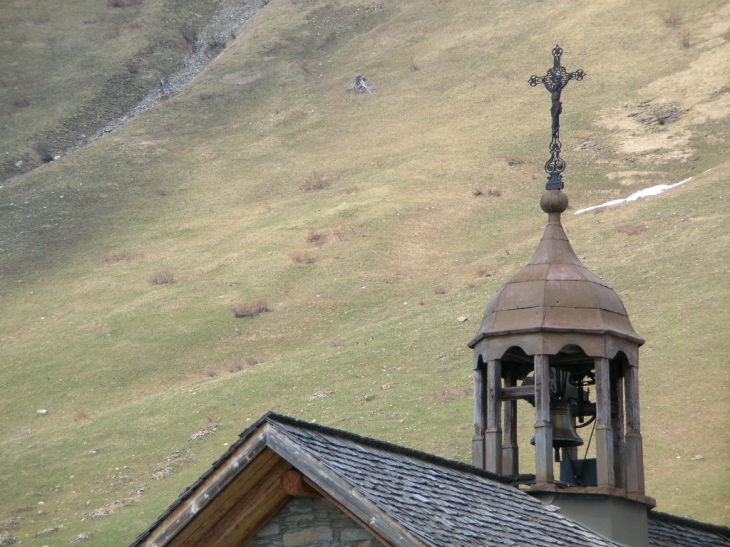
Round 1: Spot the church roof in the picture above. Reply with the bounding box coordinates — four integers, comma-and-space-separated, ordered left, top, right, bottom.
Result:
131, 413, 729, 547
470, 191, 644, 350
648, 512, 730, 547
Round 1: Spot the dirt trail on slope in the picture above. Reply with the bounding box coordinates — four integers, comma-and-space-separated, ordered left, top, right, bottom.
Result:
3, 0, 268, 184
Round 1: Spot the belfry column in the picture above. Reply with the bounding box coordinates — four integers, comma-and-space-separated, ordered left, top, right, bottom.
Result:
485, 359, 502, 473
595, 357, 615, 488
502, 372, 519, 475
472, 363, 486, 468
625, 363, 645, 495
534, 354, 553, 485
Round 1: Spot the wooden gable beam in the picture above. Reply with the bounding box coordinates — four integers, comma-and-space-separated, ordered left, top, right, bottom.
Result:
283, 470, 322, 498
141, 425, 272, 547
168, 449, 289, 547
265, 427, 427, 547
191, 458, 293, 547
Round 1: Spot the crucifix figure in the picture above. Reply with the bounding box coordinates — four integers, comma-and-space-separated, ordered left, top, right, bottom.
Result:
529, 45, 585, 190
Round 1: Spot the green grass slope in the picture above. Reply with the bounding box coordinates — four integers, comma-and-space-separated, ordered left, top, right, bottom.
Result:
0, 0, 728, 544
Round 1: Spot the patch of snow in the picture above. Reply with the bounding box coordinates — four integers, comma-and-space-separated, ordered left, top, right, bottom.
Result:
574, 169, 712, 215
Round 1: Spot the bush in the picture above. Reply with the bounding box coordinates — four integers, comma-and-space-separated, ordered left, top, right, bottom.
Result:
290, 251, 316, 264
229, 357, 262, 373
617, 224, 648, 236
98, 251, 141, 264
180, 22, 199, 52
107, 0, 143, 7
34, 143, 54, 163
476, 266, 495, 277
306, 229, 328, 246
149, 270, 175, 285
207, 38, 226, 52
232, 300, 270, 318
300, 171, 330, 192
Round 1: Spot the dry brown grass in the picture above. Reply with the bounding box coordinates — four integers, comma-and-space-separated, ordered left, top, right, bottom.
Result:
476, 266, 495, 277
332, 224, 351, 241
98, 251, 141, 264
617, 224, 648, 236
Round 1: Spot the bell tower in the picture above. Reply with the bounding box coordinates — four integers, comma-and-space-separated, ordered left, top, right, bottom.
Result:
468, 46, 654, 547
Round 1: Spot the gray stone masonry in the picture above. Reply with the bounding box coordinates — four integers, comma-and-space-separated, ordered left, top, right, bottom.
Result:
245, 497, 386, 547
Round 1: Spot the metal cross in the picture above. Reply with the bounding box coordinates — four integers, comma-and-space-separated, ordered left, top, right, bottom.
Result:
528, 45, 585, 190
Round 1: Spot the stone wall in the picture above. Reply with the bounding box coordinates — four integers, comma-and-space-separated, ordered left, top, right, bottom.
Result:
245, 497, 386, 547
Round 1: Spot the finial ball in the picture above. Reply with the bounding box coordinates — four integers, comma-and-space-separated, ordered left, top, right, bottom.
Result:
540, 190, 569, 214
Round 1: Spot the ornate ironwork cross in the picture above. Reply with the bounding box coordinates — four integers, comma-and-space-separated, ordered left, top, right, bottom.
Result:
529, 45, 585, 190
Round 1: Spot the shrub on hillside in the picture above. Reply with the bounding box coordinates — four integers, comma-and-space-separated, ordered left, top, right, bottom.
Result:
300, 171, 330, 192
150, 270, 175, 285
231, 300, 270, 318
476, 266, 495, 277
34, 143, 54, 163
290, 251, 316, 264
180, 22, 199, 52
107, 0, 144, 7
306, 229, 328, 246
98, 251, 141, 264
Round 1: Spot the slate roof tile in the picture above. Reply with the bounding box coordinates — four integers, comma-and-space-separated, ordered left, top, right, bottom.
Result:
270, 417, 619, 547
648, 512, 730, 547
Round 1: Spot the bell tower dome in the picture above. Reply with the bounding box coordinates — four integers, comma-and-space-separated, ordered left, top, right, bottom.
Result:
468, 46, 654, 547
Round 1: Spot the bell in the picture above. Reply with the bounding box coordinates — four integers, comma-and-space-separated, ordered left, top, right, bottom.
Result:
530, 400, 584, 448
550, 401, 584, 448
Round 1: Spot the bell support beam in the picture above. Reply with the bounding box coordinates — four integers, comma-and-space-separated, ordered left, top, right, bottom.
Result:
534, 354, 554, 485
595, 357, 615, 488
472, 364, 486, 468
485, 359, 503, 474
625, 363, 645, 495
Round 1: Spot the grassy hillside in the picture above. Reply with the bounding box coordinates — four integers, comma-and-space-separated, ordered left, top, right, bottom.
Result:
0, 0, 728, 544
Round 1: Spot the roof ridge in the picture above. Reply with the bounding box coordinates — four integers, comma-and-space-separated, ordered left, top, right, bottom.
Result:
262, 412, 519, 485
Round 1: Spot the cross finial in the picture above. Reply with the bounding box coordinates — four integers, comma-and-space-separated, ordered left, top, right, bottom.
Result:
529, 45, 585, 190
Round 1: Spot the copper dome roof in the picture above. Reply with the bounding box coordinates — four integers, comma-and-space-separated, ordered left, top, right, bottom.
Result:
469, 192, 644, 348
